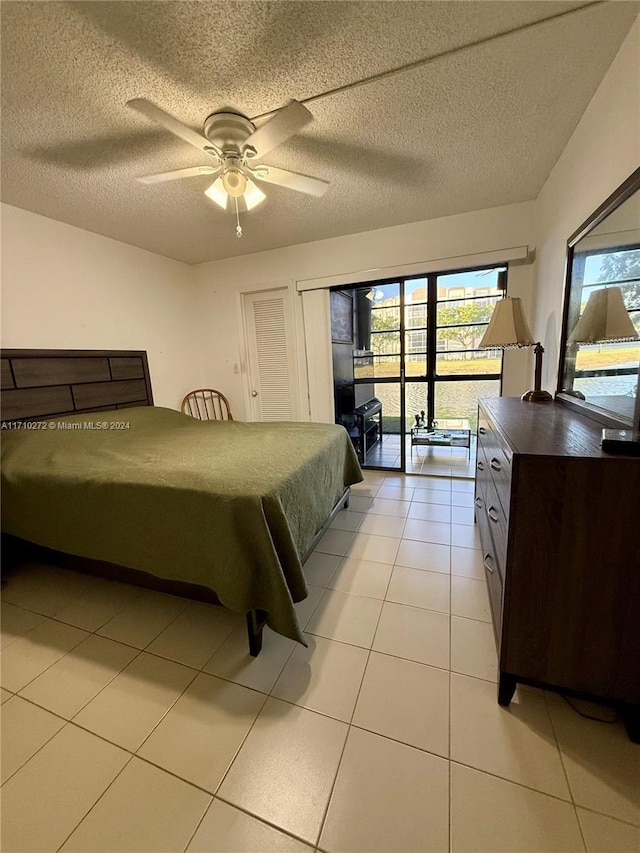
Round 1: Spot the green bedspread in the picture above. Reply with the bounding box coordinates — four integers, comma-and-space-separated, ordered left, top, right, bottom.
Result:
1, 407, 363, 643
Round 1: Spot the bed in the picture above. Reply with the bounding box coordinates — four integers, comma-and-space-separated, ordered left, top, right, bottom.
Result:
1, 349, 362, 653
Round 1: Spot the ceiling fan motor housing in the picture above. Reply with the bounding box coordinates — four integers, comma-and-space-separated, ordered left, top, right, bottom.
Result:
203, 111, 256, 157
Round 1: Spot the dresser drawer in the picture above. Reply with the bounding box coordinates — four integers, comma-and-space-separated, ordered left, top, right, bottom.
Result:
474, 446, 491, 505
477, 411, 512, 517
486, 447, 512, 519
475, 491, 504, 646
484, 477, 508, 578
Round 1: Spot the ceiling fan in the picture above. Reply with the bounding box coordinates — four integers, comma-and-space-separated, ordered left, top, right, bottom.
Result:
127, 98, 329, 236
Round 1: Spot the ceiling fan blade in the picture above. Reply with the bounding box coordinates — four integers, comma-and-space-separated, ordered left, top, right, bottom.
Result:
136, 165, 220, 185
244, 100, 313, 158
127, 99, 220, 156
250, 164, 329, 197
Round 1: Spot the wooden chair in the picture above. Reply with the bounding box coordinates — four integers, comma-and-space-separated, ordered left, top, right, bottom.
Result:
181, 389, 233, 421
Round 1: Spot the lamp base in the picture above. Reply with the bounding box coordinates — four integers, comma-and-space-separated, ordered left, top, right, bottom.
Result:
521, 389, 553, 402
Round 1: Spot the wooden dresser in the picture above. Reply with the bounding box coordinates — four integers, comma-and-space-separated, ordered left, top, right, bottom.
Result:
475, 397, 640, 741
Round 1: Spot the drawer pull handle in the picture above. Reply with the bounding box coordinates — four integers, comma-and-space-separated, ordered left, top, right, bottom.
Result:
488, 506, 499, 523
483, 554, 494, 574
490, 458, 502, 471
478, 427, 486, 435
477, 461, 484, 471
475, 497, 483, 507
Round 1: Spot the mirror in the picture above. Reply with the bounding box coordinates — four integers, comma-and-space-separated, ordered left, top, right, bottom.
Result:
557, 168, 640, 429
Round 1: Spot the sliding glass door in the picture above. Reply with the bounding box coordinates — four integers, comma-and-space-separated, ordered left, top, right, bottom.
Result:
331, 266, 505, 473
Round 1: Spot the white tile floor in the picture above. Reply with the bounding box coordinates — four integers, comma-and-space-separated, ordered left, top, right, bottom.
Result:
2, 471, 639, 852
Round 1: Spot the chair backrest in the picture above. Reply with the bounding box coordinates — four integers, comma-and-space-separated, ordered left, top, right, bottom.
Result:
181, 389, 233, 421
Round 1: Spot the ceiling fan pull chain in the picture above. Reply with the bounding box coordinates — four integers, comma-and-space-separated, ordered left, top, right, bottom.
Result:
234, 196, 243, 239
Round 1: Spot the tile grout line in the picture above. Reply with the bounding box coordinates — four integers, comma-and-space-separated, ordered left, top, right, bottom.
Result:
311, 532, 397, 850
2, 573, 187, 641
568, 803, 640, 831
0, 700, 69, 788
189, 615, 305, 811
174, 795, 212, 853
543, 690, 588, 851
213, 794, 317, 849
3, 582, 211, 657
3, 626, 90, 699
54, 752, 138, 853
314, 489, 397, 848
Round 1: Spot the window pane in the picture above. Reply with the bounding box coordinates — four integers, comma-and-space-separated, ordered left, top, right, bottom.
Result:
373, 283, 401, 306
354, 355, 373, 379
583, 248, 640, 288
437, 295, 500, 327
437, 268, 504, 299
371, 383, 402, 472
371, 305, 400, 332
574, 340, 640, 374
354, 355, 400, 378
405, 330, 427, 354
574, 372, 638, 399
405, 353, 427, 377
436, 323, 489, 353
436, 351, 501, 376
405, 303, 428, 329
405, 382, 429, 433
405, 278, 428, 305
371, 330, 400, 356
435, 379, 501, 433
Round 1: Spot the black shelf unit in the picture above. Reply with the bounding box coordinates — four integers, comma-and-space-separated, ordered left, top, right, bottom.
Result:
349, 398, 382, 463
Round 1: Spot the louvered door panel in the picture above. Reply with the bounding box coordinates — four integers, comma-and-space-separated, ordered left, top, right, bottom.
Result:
243, 288, 298, 421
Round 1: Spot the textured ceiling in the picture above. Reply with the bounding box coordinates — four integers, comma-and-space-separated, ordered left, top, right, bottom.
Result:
1, 1, 638, 264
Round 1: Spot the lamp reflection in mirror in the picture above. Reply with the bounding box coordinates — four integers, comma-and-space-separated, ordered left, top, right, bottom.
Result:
479, 296, 553, 402
568, 287, 640, 452
568, 287, 639, 344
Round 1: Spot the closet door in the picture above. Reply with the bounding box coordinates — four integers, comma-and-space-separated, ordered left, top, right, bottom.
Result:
242, 288, 299, 421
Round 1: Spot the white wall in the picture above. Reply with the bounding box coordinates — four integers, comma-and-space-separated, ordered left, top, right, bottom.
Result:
192, 201, 536, 421
1, 204, 203, 408
532, 17, 640, 392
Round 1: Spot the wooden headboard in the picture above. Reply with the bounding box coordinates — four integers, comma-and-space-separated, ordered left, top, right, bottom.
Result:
1, 349, 153, 422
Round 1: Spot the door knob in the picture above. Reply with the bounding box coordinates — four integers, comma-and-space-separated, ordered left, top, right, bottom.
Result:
251, 390, 258, 397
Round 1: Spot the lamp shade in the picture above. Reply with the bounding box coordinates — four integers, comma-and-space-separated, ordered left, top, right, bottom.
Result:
479, 297, 535, 348
568, 287, 639, 344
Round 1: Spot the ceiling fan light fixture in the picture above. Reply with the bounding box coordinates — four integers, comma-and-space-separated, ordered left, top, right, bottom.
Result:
222, 159, 247, 197
129, 98, 329, 234
243, 178, 266, 211
204, 177, 228, 210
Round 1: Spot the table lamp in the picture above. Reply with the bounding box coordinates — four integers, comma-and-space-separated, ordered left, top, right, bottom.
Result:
479, 297, 552, 402
567, 286, 639, 454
